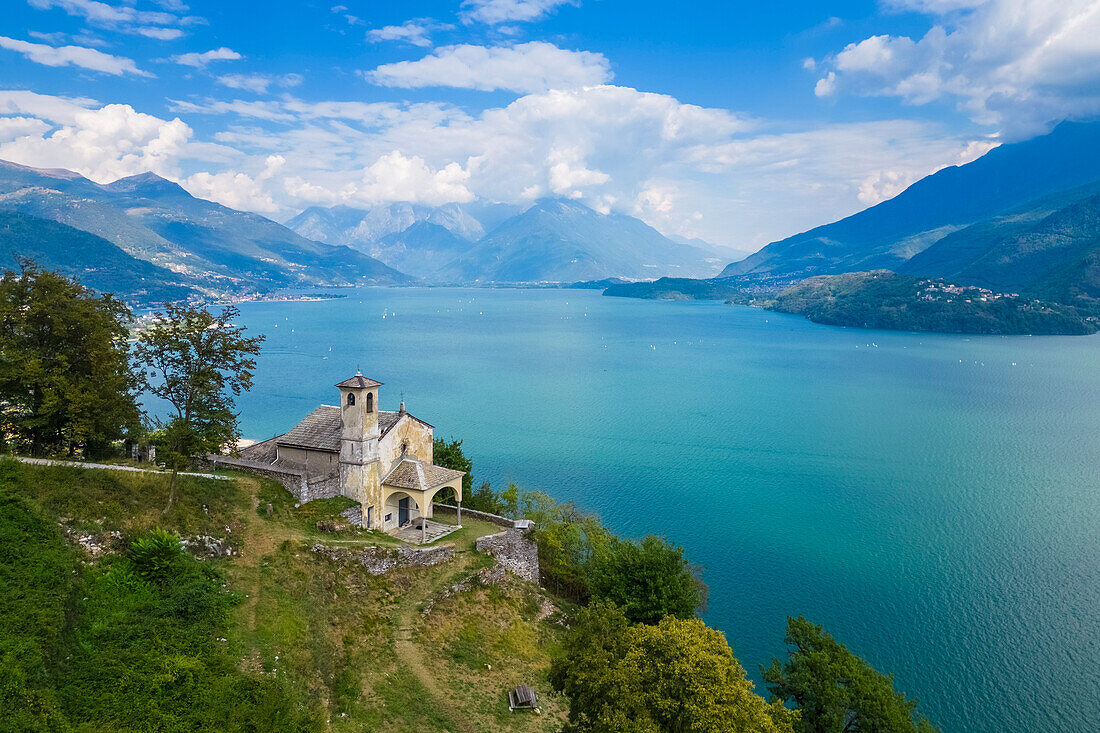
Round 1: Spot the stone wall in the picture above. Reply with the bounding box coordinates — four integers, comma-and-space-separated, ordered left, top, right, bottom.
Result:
301, 475, 341, 503
340, 505, 363, 527
311, 542, 454, 575
433, 503, 515, 528
475, 528, 539, 583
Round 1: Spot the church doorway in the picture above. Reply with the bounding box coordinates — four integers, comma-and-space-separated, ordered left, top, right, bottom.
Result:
398, 496, 410, 525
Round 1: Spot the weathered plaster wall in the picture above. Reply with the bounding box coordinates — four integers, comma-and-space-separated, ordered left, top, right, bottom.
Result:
378, 414, 434, 471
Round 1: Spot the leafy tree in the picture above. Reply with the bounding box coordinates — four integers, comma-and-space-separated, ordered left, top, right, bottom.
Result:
523, 490, 612, 602
501, 482, 521, 517
0, 260, 139, 457
551, 602, 797, 733
590, 535, 706, 624
762, 616, 938, 733
134, 303, 263, 513
464, 482, 504, 514
432, 437, 472, 496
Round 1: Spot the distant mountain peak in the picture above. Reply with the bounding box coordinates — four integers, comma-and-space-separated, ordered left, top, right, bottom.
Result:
0, 158, 85, 181
103, 171, 190, 197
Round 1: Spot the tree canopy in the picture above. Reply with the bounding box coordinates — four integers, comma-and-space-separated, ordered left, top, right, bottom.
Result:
551, 602, 798, 733
432, 437, 473, 496
589, 534, 706, 624
133, 303, 263, 510
0, 261, 138, 457
763, 617, 938, 733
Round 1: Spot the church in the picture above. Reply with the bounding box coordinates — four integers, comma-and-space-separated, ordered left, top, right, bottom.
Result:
238, 372, 464, 533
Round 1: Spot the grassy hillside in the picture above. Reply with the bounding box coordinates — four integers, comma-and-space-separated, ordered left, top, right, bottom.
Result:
0, 458, 567, 732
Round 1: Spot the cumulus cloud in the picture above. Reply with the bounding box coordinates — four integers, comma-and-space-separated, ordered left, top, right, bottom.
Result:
183, 154, 285, 212
0, 36, 150, 76
460, 0, 577, 25
355, 151, 473, 205
364, 42, 611, 93
171, 47, 241, 68
814, 0, 1100, 135
0, 90, 97, 124
367, 19, 451, 47
0, 116, 52, 142
0, 103, 192, 182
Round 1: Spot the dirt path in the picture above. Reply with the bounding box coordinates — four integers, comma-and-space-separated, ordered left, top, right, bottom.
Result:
13, 455, 230, 480
391, 552, 478, 733
233, 477, 288, 628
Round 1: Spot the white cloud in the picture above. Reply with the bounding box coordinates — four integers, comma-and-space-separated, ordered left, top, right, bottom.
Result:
27, 0, 199, 39
461, 0, 576, 25
0, 36, 150, 76
0, 90, 97, 124
367, 19, 451, 47
216, 73, 303, 94
183, 154, 285, 212
0, 103, 192, 182
171, 47, 241, 68
364, 42, 612, 93
547, 147, 609, 196
816, 0, 1100, 135
0, 116, 52, 142
137, 27, 185, 40
355, 151, 473, 205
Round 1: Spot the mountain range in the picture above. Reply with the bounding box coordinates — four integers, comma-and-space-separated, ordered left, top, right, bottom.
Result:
0, 160, 410, 302
287, 198, 731, 283
611, 121, 1100, 309
0, 159, 735, 301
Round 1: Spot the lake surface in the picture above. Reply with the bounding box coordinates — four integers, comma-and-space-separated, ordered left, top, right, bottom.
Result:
231, 287, 1100, 733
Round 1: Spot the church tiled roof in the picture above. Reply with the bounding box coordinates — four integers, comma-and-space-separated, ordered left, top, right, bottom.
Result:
276, 405, 404, 452
383, 457, 464, 492
335, 374, 382, 389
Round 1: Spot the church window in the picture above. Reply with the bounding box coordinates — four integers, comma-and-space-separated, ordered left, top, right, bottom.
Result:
346, 393, 355, 406
366, 392, 374, 413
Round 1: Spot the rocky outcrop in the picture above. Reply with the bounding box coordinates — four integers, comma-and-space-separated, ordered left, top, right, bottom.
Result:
475, 528, 539, 583
182, 535, 239, 558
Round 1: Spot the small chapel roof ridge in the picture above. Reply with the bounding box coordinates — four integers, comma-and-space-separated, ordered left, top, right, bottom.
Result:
335, 374, 382, 389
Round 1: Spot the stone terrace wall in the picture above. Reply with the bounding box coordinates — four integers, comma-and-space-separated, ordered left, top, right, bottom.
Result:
312, 543, 454, 575
433, 503, 514, 528
475, 528, 539, 583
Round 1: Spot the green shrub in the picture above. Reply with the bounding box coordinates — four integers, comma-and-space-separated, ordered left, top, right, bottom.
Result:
129, 527, 183, 581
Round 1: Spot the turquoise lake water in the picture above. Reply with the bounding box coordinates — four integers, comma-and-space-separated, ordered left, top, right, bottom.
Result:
230, 287, 1100, 733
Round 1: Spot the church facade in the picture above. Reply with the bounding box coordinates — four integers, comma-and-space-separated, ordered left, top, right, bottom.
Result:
239, 372, 464, 532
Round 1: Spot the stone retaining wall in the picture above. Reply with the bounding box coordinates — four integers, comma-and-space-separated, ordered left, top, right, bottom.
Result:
475, 528, 539, 583
311, 543, 454, 575
433, 503, 515, 528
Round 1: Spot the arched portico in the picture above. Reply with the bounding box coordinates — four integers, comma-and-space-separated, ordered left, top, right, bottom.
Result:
379, 456, 465, 541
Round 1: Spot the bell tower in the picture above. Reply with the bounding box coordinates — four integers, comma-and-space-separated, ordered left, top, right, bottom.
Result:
336, 372, 382, 513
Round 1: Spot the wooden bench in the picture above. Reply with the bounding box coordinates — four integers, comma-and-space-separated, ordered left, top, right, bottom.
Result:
508, 684, 538, 711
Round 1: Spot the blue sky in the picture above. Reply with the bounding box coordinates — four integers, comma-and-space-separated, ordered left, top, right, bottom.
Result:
1, 0, 1098, 249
